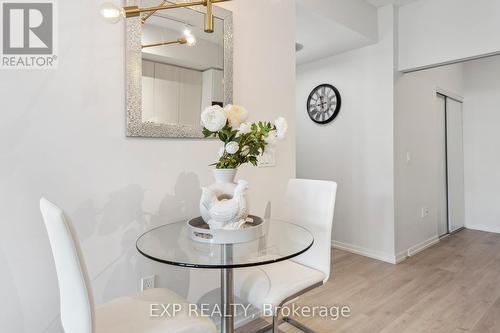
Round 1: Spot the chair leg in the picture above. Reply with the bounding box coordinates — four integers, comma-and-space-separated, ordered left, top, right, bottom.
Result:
283, 317, 318, 333
249, 312, 318, 333
253, 324, 272, 333
248, 312, 285, 333
272, 314, 279, 333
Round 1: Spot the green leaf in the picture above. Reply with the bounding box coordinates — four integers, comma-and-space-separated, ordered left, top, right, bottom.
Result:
202, 128, 214, 138
218, 131, 227, 142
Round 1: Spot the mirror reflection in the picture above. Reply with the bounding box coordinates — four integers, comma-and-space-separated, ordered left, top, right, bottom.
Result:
141, 4, 225, 126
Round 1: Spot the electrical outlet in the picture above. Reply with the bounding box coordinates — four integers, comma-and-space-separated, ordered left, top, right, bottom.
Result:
421, 207, 429, 218
257, 150, 276, 167
141, 275, 155, 291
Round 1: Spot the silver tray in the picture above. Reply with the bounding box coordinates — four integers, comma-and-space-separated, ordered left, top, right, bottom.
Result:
187, 215, 266, 244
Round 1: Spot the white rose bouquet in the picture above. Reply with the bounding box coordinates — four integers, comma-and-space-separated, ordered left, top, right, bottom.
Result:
201, 104, 288, 169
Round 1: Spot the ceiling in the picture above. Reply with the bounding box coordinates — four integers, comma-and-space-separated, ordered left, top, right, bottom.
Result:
296, 0, 420, 65
296, 2, 373, 65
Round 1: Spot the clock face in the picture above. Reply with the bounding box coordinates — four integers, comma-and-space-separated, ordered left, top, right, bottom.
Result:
307, 84, 341, 124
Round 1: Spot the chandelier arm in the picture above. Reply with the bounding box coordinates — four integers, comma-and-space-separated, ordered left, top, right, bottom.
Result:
141, 37, 187, 49
126, 0, 230, 29
140, 0, 167, 24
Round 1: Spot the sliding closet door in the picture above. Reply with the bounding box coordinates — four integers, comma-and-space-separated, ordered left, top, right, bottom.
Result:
154, 63, 180, 124
437, 94, 448, 236
178, 68, 202, 126
142, 60, 155, 122
446, 98, 466, 232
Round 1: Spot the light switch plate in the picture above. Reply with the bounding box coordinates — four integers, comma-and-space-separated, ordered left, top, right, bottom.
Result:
421, 207, 429, 218
406, 152, 411, 164
257, 150, 276, 167
141, 275, 155, 291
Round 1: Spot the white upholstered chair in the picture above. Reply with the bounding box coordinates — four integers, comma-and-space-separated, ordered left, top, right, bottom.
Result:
40, 198, 216, 333
234, 179, 337, 333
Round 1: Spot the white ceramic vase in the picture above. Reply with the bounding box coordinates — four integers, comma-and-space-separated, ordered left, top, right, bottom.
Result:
212, 168, 238, 195
199, 168, 249, 230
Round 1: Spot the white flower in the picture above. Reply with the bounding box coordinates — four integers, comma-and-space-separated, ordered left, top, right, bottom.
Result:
241, 145, 250, 156
238, 122, 252, 135
225, 141, 239, 155
224, 104, 248, 129
201, 105, 227, 132
274, 117, 288, 140
264, 131, 278, 147
218, 147, 225, 158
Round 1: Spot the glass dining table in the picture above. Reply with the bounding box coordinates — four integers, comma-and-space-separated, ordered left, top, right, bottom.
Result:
136, 218, 314, 333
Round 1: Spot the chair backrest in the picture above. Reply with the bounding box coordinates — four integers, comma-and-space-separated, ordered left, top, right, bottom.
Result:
284, 179, 337, 282
40, 198, 95, 333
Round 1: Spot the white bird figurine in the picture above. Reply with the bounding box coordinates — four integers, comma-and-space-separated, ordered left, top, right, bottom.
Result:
200, 180, 249, 230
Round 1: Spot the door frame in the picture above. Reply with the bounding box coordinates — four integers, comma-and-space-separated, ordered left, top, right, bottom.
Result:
437, 91, 465, 237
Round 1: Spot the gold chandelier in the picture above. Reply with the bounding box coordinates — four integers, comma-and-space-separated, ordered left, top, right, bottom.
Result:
100, 0, 231, 33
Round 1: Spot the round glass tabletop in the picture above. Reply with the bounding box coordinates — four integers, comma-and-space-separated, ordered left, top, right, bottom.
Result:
136, 219, 314, 269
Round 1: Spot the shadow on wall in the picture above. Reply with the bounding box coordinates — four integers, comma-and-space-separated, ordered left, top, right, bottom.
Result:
69, 172, 202, 304
0, 248, 25, 332
151, 171, 202, 225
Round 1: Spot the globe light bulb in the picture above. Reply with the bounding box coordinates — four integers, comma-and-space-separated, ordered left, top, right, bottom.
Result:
182, 25, 197, 46
183, 26, 192, 37
185, 34, 197, 46
100, 2, 123, 24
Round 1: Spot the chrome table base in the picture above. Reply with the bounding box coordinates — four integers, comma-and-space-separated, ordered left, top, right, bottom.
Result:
283, 317, 318, 333
221, 245, 234, 333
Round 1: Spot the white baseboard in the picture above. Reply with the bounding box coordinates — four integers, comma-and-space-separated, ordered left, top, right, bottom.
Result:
406, 236, 440, 257
465, 224, 500, 234
394, 251, 408, 264
332, 236, 440, 265
331, 241, 398, 264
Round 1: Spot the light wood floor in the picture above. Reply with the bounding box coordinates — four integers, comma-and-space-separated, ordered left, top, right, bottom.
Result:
240, 229, 500, 333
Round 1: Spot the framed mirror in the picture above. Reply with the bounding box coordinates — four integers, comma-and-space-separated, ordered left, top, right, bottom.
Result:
126, 0, 233, 138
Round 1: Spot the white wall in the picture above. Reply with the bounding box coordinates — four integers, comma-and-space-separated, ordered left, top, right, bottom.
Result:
0, 1, 296, 332
394, 63, 464, 257
398, 0, 500, 71
463, 56, 500, 234
296, 6, 396, 263
296, 0, 500, 265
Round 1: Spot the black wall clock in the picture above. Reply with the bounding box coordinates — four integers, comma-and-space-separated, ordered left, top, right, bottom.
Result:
307, 84, 341, 124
